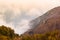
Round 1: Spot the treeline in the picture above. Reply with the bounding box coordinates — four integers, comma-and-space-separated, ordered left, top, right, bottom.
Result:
21, 30, 60, 40
0, 25, 20, 40
0, 25, 60, 40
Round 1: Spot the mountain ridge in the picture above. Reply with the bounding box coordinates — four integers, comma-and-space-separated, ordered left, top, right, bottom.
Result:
23, 6, 60, 35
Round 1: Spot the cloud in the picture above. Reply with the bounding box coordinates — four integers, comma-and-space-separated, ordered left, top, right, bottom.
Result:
14, 19, 30, 34
0, 0, 60, 13
27, 8, 43, 17
1, 9, 41, 34
0, 0, 60, 34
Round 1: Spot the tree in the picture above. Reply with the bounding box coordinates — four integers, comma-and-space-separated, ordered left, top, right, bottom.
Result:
0, 25, 20, 40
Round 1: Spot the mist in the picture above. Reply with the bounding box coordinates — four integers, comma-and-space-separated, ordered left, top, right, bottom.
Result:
0, 8, 43, 34
0, 0, 60, 34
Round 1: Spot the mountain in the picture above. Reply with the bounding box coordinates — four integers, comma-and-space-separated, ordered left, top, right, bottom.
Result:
23, 6, 60, 35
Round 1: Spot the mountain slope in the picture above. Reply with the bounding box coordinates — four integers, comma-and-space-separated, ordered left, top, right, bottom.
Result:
23, 6, 60, 35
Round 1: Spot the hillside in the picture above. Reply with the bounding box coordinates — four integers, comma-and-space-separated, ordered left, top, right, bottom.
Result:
1, 6, 60, 40
23, 6, 60, 35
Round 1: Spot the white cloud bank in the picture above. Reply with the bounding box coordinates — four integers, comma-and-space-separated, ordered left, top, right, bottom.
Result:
0, 0, 60, 34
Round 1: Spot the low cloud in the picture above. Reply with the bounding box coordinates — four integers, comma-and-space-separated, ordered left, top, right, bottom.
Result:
0, 0, 60, 34
0, 8, 43, 34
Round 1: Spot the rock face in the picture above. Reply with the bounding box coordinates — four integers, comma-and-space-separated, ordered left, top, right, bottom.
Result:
23, 6, 60, 35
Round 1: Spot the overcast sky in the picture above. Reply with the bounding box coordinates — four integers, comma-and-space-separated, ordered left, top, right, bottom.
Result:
0, 0, 60, 34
